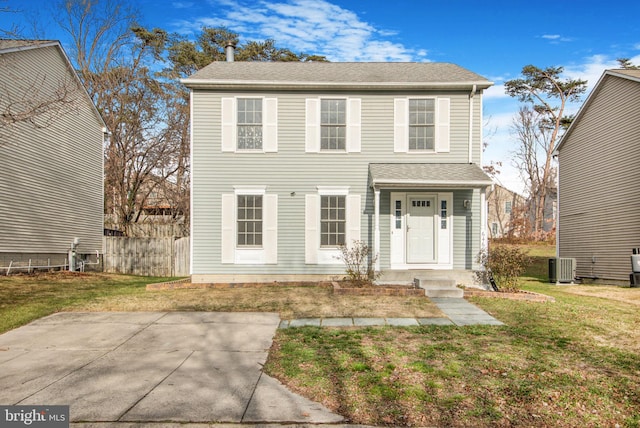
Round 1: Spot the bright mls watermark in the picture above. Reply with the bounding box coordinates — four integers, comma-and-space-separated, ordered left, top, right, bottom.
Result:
1, 406, 69, 427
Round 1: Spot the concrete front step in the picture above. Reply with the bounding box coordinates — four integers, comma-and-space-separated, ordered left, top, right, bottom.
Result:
416, 278, 464, 298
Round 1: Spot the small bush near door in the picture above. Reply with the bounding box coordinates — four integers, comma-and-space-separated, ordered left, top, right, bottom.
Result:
477, 245, 531, 292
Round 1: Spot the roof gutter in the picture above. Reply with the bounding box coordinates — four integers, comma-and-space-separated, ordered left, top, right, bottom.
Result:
180, 79, 494, 91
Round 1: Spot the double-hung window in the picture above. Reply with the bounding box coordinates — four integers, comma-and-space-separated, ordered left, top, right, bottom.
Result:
394, 97, 449, 153
320, 99, 346, 150
305, 98, 360, 152
221, 97, 277, 152
221, 189, 277, 264
320, 195, 346, 246
409, 99, 435, 151
237, 98, 263, 150
505, 201, 512, 214
237, 195, 262, 247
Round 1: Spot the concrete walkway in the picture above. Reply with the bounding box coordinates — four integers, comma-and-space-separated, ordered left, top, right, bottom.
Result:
0, 312, 343, 425
280, 297, 503, 328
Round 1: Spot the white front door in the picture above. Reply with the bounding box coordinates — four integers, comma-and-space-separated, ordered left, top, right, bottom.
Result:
406, 196, 436, 263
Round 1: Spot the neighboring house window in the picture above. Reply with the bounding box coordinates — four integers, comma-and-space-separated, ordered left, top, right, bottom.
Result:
320, 195, 346, 246
492, 222, 498, 237
221, 97, 277, 152
409, 99, 435, 151
505, 201, 512, 214
394, 97, 450, 153
305, 98, 361, 153
237, 195, 262, 247
237, 98, 262, 150
321, 99, 346, 150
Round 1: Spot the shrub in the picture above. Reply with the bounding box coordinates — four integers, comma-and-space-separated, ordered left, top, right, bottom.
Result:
336, 240, 381, 287
477, 245, 531, 292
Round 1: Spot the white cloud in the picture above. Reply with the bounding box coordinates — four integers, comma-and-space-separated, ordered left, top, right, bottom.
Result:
174, 0, 426, 62
541, 34, 573, 43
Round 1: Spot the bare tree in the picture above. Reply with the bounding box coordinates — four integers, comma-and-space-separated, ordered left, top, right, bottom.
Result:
56, 0, 186, 236
505, 65, 587, 235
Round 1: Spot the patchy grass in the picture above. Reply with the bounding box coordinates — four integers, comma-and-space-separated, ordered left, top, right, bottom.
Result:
265, 282, 640, 427
0, 272, 168, 334
0, 272, 442, 334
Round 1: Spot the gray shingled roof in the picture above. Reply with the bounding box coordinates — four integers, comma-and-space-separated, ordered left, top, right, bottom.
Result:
183, 62, 492, 90
369, 163, 493, 189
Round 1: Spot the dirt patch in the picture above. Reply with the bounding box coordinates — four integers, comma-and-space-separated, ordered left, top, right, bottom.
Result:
464, 288, 555, 302
332, 281, 424, 297
558, 285, 640, 306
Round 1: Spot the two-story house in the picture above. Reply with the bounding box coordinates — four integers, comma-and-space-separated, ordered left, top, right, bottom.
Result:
183, 53, 493, 285
487, 184, 526, 239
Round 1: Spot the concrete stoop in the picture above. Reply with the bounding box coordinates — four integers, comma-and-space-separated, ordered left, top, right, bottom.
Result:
415, 278, 464, 298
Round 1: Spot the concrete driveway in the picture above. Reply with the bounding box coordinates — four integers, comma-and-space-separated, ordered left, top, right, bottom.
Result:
0, 312, 343, 425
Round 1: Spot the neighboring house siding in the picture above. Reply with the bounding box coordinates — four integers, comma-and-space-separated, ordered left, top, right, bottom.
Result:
191, 90, 485, 276
0, 44, 104, 261
558, 73, 640, 282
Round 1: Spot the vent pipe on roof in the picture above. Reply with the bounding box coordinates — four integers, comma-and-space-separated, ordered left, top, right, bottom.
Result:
225, 41, 236, 62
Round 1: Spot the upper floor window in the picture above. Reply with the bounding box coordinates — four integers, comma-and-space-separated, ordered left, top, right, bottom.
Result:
394, 97, 450, 153
321, 99, 346, 150
306, 98, 360, 153
221, 97, 277, 152
505, 201, 512, 214
237, 98, 263, 150
409, 99, 435, 151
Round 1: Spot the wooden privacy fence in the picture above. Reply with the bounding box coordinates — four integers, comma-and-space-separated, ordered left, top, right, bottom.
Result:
103, 236, 190, 277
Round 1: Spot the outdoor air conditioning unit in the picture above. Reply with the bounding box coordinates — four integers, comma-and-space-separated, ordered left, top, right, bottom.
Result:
549, 257, 576, 284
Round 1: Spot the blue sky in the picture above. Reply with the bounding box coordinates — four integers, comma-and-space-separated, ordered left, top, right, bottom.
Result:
3, 0, 640, 193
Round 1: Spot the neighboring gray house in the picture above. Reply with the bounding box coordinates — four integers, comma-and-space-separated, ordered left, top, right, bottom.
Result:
556, 69, 640, 283
487, 184, 525, 239
0, 40, 105, 270
183, 57, 493, 284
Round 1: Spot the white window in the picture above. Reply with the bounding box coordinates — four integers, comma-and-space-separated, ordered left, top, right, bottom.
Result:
394, 97, 450, 153
320, 195, 346, 246
321, 99, 346, 150
221, 97, 278, 152
409, 99, 435, 150
221, 188, 277, 264
237, 195, 262, 247
491, 222, 498, 237
305, 187, 361, 264
505, 201, 512, 214
306, 98, 360, 152
237, 98, 263, 150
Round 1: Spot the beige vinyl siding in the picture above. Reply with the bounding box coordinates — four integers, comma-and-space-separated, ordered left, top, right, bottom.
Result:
558, 74, 640, 281
0, 45, 104, 257
191, 89, 485, 275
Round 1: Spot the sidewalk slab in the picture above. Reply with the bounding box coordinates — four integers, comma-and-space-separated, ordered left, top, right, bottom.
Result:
417, 317, 454, 326
321, 318, 354, 327
353, 318, 385, 326
385, 318, 419, 326
288, 318, 321, 327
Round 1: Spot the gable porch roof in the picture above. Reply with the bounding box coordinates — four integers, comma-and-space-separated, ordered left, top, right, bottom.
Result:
369, 163, 493, 190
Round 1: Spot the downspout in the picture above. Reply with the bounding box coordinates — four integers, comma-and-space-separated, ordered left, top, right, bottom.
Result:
468, 84, 477, 163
